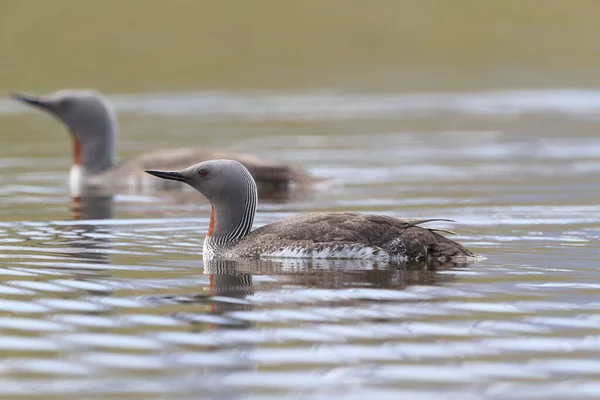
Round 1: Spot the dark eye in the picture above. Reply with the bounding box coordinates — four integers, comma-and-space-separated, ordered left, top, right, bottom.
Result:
58, 99, 70, 112
199, 169, 208, 176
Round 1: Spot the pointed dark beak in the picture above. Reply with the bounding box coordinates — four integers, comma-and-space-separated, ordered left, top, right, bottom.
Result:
145, 170, 187, 182
10, 92, 49, 109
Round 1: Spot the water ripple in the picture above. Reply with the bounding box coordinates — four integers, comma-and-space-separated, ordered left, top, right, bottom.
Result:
1, 89, 599, 398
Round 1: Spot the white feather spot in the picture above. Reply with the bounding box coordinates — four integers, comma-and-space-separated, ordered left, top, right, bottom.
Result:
261, 244, 392, 260
69, 165, 83, 197
203, 238, 215, 258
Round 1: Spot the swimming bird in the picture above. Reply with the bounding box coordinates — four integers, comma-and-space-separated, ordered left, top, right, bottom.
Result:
146, 159, 475, 262
11, 89, 316, 198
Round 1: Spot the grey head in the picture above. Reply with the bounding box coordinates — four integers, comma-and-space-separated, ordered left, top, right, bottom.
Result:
11, 89, 117, 174
146, 159, 258, 238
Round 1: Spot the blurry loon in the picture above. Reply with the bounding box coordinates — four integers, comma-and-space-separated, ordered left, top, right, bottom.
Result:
11, 89, 317, 197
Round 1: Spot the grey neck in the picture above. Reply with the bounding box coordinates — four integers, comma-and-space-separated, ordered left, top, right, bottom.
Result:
78, 118, 116, 175
210, 174, 258, 245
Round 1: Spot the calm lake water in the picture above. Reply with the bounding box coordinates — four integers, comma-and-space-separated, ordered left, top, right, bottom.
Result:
1, 2, 600, 399
1, 89, 599, 399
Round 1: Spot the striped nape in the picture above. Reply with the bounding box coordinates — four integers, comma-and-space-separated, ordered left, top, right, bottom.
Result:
203, 164, 258, 256
223, 168, 256, 241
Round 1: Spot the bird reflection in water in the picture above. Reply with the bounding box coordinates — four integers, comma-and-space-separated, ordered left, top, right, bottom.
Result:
154, 257, 468, 319
71, 194, 115, 221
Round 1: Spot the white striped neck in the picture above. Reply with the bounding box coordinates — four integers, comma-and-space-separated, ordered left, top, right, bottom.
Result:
203, 178, 258, 252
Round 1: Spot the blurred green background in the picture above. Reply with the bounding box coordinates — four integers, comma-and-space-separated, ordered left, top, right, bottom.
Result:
2, 0, 600, 93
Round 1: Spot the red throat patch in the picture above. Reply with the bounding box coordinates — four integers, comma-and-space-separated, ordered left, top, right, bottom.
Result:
71, 134, 81, 166
207, 204, 215, 236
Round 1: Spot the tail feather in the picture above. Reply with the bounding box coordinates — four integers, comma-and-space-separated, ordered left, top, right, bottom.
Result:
428, 228, 458, 236
405, 218, 456, 228
428, 234, 475, 259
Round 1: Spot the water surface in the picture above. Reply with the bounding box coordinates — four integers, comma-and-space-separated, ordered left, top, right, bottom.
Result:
1, 88, 599, 399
